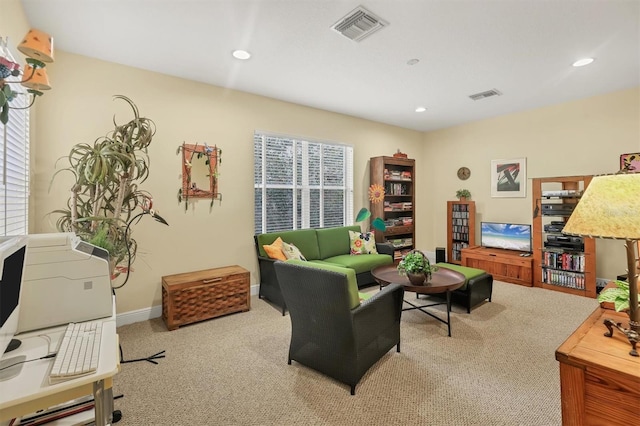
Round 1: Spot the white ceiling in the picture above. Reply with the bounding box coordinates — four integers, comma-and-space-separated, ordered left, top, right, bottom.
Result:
21, 0, 640, 132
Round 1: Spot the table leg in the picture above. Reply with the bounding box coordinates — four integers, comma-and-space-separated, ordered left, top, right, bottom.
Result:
446, 291, 452, 337
93, 379, 111, 426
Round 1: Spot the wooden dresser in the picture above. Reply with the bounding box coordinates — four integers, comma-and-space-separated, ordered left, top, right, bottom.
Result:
555, 307, 640, 425
162, 265, 250, 330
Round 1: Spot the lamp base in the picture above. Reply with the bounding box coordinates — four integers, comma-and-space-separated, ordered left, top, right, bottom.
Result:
603, 318, 639, 357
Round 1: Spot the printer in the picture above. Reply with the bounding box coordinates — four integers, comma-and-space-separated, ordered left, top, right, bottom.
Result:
17, 232, 113, 333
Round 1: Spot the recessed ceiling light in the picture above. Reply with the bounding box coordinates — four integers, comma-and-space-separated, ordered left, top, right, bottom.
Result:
232, 50, 251, 60
407, 58, 420, 66
572, 57, 594, 67
415, 106, 427, 113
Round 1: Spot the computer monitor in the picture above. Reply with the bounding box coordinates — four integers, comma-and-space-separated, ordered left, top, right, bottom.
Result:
0, 235, 27, 380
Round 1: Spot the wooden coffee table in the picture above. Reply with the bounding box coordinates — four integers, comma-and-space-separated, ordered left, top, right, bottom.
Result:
371, 264, 466, 336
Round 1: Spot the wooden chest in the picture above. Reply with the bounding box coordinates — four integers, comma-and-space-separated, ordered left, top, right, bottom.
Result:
162, 265, 250, 330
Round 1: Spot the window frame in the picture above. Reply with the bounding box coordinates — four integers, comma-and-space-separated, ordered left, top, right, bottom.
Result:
254, 132, 354, 234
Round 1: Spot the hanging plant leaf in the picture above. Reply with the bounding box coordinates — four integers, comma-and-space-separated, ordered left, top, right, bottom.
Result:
355, 207, 371, 223
371, 217, 386, 232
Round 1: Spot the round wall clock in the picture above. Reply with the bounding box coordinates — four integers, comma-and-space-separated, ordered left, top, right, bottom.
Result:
457, 167, 471, 180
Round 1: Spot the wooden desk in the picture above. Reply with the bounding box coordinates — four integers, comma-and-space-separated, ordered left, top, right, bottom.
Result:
555, 308, 640, 425
0, 320, 120, 426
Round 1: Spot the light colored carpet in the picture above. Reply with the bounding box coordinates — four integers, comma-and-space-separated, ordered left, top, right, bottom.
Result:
112, 281, 598, 425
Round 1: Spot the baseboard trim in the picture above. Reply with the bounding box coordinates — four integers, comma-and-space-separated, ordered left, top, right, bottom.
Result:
115, 284, 261, 327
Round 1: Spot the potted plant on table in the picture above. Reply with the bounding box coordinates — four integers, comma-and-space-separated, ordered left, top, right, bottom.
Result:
397, 249, 439, 285
456, 189, 471, 201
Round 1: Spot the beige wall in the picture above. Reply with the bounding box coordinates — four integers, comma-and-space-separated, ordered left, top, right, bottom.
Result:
420, 87, 640, 279
32, 51, 423, 313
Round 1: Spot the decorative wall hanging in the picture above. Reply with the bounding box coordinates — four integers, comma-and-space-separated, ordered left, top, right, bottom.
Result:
491, 157, 526, 198
620, 153, 640, 173
177, 142, 222, 209
368, 183, 385, 203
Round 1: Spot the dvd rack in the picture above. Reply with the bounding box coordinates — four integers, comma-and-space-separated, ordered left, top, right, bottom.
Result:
541, 269, 586, 290
446, 200, 476, 265
532, 175, 596, 298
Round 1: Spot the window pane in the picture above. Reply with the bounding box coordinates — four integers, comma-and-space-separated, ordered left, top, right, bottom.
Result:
253, 135, 262, 185
324, 145, 344, 187
0, 88, 29, 236
323, 189, 344, 227
310, 189, 320, 228
265, 188, 293, 232
308, 143, 321, 186
254, 188, 262, 234
296, 189, 302, 229
265, 137, 293, 185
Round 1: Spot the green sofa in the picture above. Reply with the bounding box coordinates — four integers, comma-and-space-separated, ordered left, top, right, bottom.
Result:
254, 225, 394, 314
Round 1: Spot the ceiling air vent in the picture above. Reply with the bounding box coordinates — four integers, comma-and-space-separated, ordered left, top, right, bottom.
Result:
331, 6, 389, 42
469, 89, 503, 101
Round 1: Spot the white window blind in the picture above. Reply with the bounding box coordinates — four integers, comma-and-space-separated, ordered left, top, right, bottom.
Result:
254, 132, 353, 234
0, 93, 30, 236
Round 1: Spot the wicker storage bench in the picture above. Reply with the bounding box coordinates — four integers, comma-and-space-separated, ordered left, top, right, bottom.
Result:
162, 265, 250, 330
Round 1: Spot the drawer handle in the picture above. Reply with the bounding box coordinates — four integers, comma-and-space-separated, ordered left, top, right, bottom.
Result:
202, 277, 223, 284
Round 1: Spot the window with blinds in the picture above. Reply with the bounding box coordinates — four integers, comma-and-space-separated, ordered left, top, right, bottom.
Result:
0, 93, 30, 236
254, 133, 353, 234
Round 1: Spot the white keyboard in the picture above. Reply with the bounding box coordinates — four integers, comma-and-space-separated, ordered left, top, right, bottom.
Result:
49, 321, 103, 383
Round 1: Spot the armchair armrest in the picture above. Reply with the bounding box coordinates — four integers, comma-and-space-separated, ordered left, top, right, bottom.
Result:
352, 283, 404, 345
375, 242, 395, 257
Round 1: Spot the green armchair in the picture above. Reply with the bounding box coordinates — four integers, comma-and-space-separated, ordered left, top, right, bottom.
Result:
274, 260, 404, 395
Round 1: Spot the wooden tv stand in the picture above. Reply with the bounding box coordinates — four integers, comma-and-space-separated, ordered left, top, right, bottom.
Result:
461, 246, 533, 287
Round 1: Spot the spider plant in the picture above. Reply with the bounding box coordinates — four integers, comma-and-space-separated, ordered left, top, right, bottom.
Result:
49, 95, 156, 279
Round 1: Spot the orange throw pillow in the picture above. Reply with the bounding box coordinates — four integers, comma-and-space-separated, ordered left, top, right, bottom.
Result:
263, 237, 287, 261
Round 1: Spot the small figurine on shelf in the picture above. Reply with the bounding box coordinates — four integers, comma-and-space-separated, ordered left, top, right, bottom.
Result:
456, 189, 471, 201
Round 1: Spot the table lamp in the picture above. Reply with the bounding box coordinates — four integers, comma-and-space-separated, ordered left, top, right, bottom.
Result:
563, 173, 640, 356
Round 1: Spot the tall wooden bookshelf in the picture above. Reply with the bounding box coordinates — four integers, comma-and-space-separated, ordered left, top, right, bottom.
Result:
370, 156, 415, 262
446, 200, 476, 264
532, 175, 596, 298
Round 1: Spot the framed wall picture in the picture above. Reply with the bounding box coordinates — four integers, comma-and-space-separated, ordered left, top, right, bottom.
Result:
620, 153, 640, 173
491, 157, 526, 198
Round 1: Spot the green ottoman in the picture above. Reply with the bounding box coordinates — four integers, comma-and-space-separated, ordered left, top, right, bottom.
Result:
435, 263, 493, 313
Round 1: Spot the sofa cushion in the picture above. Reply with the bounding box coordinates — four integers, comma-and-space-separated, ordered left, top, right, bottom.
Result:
263, 237, 287, 261
282, 242, 307, 261
323, 253, 393, 274
348, 230, 378, 255
436, 263, 486, 291
286, 259, 360, 309
316, 225, 361, 259
256, 229, 320, 260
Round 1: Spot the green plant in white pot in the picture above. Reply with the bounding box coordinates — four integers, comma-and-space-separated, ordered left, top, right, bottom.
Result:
397, 249, 438, 285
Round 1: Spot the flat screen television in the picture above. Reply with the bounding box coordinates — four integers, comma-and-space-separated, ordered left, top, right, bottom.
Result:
481, 222, 532, 253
